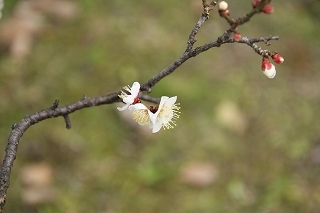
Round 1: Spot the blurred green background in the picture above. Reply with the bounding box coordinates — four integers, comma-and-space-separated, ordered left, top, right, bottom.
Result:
0, 0, 320, 212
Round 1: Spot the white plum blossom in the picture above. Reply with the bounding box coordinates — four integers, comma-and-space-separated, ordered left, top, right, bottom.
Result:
149, 96, 180, 133
129, 96, 180, 133
117, 82, 141, 111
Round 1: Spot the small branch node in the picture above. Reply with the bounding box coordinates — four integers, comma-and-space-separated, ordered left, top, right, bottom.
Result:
63, 115, 72, 129
202, 0, 217, 17
140, 84, 152, 93
11, 124, 17, 130
82, 94, 88, 100
261, 37, 270, 45
50, 100, 59, 110
210, 1, 217, 7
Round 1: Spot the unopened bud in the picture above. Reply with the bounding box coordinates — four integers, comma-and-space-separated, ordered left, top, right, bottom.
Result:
233, 32, 242, 42
261, 58, 276, 79
271, 53, 284, 64
262, 4, 274, 14
252, 0, 274, 14
218, 1, 229, 11
252, 0, 261, 8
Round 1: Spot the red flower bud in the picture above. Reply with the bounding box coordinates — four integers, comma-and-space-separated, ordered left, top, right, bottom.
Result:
262, 4, 274, 14
261, 58, 276, 78
224, 9, 230, 16
271, 53, 284, 64
252, 1, 274, 14
233, 32, 242, 42
252, 0, 261, 8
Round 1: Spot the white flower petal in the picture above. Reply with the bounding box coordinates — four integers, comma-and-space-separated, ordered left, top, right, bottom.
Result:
123, 96, 135, 104
263, 65, 276, 79
148, 111, 157, 124
128, 103, 147, 111
164, 96, 177, 107
117, 103, 130, 111
130, 82, 140, 96
152, 120, 162, 133
118, 82, 141, 110
159, 96, 169, 106
151, 96, 169, 121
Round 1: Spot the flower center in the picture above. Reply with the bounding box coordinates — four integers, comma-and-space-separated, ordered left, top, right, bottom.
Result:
133, 97, 141, 104
132, 109, 151, 125
158, 103, 180, 130
148, 106, 159, 114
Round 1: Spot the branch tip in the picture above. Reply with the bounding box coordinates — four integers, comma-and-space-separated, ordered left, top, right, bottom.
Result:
211, 1, 217, 6
63, 115, 72, 129
50, 100, 59, 110
11, 124, 17, 130
202, 0, 217, 16
140, 84, 152, 93
82, 94, 88, 100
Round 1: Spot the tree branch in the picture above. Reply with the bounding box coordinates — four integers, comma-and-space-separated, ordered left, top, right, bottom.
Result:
0, 93, 120, 211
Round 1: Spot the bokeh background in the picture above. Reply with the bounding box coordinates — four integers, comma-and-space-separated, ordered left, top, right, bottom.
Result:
0, 0, 319, 212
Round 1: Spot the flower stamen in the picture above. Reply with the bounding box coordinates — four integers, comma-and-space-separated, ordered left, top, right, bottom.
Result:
127, 95, 181, 133
132, 109, 151, 125
158, 103, 181, 130
118, 85, 131, 99
117, 82, 141, 111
